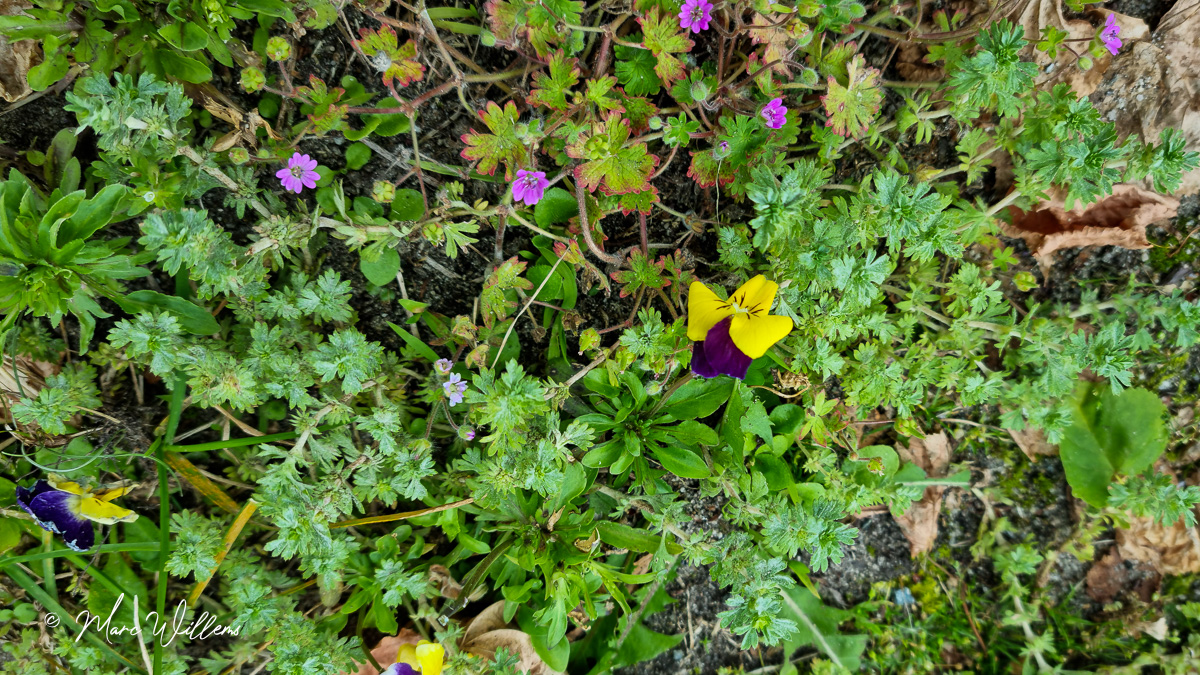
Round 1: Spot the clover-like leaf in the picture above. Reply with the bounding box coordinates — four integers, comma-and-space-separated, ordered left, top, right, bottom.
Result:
638, 8, 693, 84
819, 54, 882, 138
528, 51, 580, 112
353, 25, 425, 88
460, 101, 527, 179
569, 114, 658, 195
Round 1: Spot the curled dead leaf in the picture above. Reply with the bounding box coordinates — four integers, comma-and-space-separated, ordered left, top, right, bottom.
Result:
1007, 426, 1058, 461
893, 432, 952, 557
460, 601, 564, 675
1001, 184, 1179, 276
896, 43, 944, 83
0, 0, 40, 103
1116, 511, 1200, 575
1085, 549, 1126, 603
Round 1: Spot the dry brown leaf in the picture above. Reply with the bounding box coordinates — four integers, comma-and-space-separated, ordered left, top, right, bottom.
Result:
896, 43, 944, 83
747, 13, 809, 77
0, 0, 40, 102
346, 629, 424, 675
1085, 549, 1126, 603
1116, 511, 1200, 575
461, 601, 564, 675
1092, 0, 1200, 193
893, 432, 953, 557
1130, 617, 1169, 641
1001, 183, 1179, 276
1, 355, 56, 424
1008, 0, 1146, 97
1007, 426, 1058, 460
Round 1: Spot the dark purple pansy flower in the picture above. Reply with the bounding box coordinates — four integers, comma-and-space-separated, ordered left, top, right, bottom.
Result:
383, 664, 418, 675
691, 317, 754, 380
16, 480, 94, 551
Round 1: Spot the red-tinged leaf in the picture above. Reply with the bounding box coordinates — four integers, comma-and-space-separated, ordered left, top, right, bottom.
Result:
569, 114, 658, 195
354, 26, 425, 88
528, 51, 580, 112
460, 101, 527, 179
585, 76, 625, 114
820, 54, 883, 139
296, 75, 349, 134
619, 186, 658, 215
481, 257, 534, 327
486, 0, 584, 57
687, 149, 735, 188
617, 92, 659, 134
639, 8, 693, 84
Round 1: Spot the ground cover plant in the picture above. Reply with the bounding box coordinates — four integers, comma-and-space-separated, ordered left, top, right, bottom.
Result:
2, 0, 1200, 673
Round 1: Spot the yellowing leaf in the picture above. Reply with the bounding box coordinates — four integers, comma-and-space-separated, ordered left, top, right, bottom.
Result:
460, 101, 527, 179
354, 25, 425, 88
638, 7, 693, 84
820, 54, 882, 138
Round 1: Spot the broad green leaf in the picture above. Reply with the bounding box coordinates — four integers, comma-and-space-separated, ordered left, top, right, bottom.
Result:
533, 187, 579, 228
780, 587, 867, 671
653, 444, 710, 478
156, 49, 212, 83
660, 377, 735, 420
361, 246, 401, 286
1060, 383, 1167, 507
120, 291, 219, 335
596, 521, 681, 554
615, 41, 661, 96
670, 420, 719, 447
391, 188, 425, 221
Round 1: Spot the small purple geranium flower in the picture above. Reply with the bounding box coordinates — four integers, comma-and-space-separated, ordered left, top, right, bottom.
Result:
1100, 14, 1122, 56
434, 358, 453, 375
760, 98, 787, 130
511, 169, 549, 206
678, 0, 713, 33
443, 373, 468, 406
276, 152, 320, 194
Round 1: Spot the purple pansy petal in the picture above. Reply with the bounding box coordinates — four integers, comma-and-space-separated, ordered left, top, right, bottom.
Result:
691, 317, 753, 380
382, 663, 418, 675
17, 483, 94, 551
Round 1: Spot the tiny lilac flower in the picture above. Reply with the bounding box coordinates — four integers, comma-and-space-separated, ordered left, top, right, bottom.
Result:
511, 169, 549, 206
443, 372, 468, 406
760, 98, 787, 130
434, 359, 453, 375
714, 140, 731, 160
460, 426, 476, 441
276, 152, 320, 194
1100, 14, 1122, 56
678, 0, 713, 34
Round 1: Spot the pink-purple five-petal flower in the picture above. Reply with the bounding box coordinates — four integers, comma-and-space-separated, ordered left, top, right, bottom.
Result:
276, 152, 320, 194
1100, 14, 1122, 56
444, 373, 467, 406
678, 0, 713, 33
511, 169, 549, 206
760, 98, 787, 130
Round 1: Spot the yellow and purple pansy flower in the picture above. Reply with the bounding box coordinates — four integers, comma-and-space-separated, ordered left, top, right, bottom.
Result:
15, 475, 139, 551
687, 275, 793, 379
383, 640, 444, 675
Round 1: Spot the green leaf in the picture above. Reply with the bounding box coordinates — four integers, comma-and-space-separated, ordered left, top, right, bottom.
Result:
159, 22, 209, 51
156, 49, 212, 83
653, 444, 710, 478
345, 142, 372, 170
596, 521, 681, 554
87, 556, 151, 642
820, 54, 883, 139
120, 291, 219, 335
388, 322, 441, 363
391, 188, 425, 221
614, 623, 684, 668
670, 420, 719, 447
615, 41, 662, 96
534, 187, 579, 227
660, 377, 735, 420
361, 246, 400, 286
0, 518, 21, 555
779, 587, 867, 671
582, 439, 623, 468
528, 50, 580, 111
1060, 383, 1168, 507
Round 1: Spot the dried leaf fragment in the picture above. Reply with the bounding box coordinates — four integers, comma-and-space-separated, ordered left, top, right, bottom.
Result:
0, 0, 40, 102
893, 432, 953, 557
1001, 183, 1179, 275
460, 601, 563, 675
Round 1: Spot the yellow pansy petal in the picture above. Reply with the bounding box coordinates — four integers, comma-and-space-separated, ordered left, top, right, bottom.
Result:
76, 497, 139, 525
94, 485, 135, 502
47, 479, 86, 496
415, 642, 444, 675
687, 281, 733, 341
732, 275, 778, 313
729, 313, 793, 359
396, 643, 419, 667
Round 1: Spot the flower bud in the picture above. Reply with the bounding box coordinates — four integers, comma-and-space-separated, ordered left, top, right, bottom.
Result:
690, 79, 711, 103
266, 37, 291, 62
228, 147, 250, 164
458, 426, 476, 441
240, 67, 266, 93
